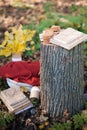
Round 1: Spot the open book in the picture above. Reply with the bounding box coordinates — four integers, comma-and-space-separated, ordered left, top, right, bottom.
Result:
0, 87, 33, 114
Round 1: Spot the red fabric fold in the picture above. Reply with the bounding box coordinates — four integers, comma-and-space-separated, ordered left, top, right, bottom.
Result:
0, 61, 40, 86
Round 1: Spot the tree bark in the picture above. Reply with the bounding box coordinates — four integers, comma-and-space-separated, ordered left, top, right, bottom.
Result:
40, 43, 84, 117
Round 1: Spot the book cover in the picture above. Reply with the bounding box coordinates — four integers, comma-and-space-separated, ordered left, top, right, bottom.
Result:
0, 87, 32, 113
0, 87, 26, 105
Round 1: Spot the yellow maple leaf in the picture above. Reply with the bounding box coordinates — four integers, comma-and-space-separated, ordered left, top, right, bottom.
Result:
0, 25, 35, 57
0, 49, 11, 57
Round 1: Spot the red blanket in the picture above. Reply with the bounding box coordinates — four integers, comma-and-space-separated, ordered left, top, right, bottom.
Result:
0, 61, 40, 86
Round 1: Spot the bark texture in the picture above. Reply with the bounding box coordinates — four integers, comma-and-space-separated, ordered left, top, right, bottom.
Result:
40, 43, 84, 117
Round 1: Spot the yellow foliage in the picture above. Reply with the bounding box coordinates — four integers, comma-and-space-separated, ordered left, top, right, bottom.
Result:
20, 86, 28, 93
0, 25, 35, 57
39, 124, 44, 129
44, 121, 49, 126
31, 45, 35, 51
11, 0, 34, 8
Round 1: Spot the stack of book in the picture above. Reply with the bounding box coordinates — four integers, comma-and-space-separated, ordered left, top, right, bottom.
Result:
0, 87, 33, 114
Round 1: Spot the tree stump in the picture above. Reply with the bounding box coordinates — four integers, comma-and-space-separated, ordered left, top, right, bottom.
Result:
40, 27, 87, 117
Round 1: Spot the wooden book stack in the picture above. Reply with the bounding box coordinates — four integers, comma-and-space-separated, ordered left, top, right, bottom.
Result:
0, 87, 32, 114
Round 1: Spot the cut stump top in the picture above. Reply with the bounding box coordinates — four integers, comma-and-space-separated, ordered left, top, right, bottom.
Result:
40, 27, 87, 50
